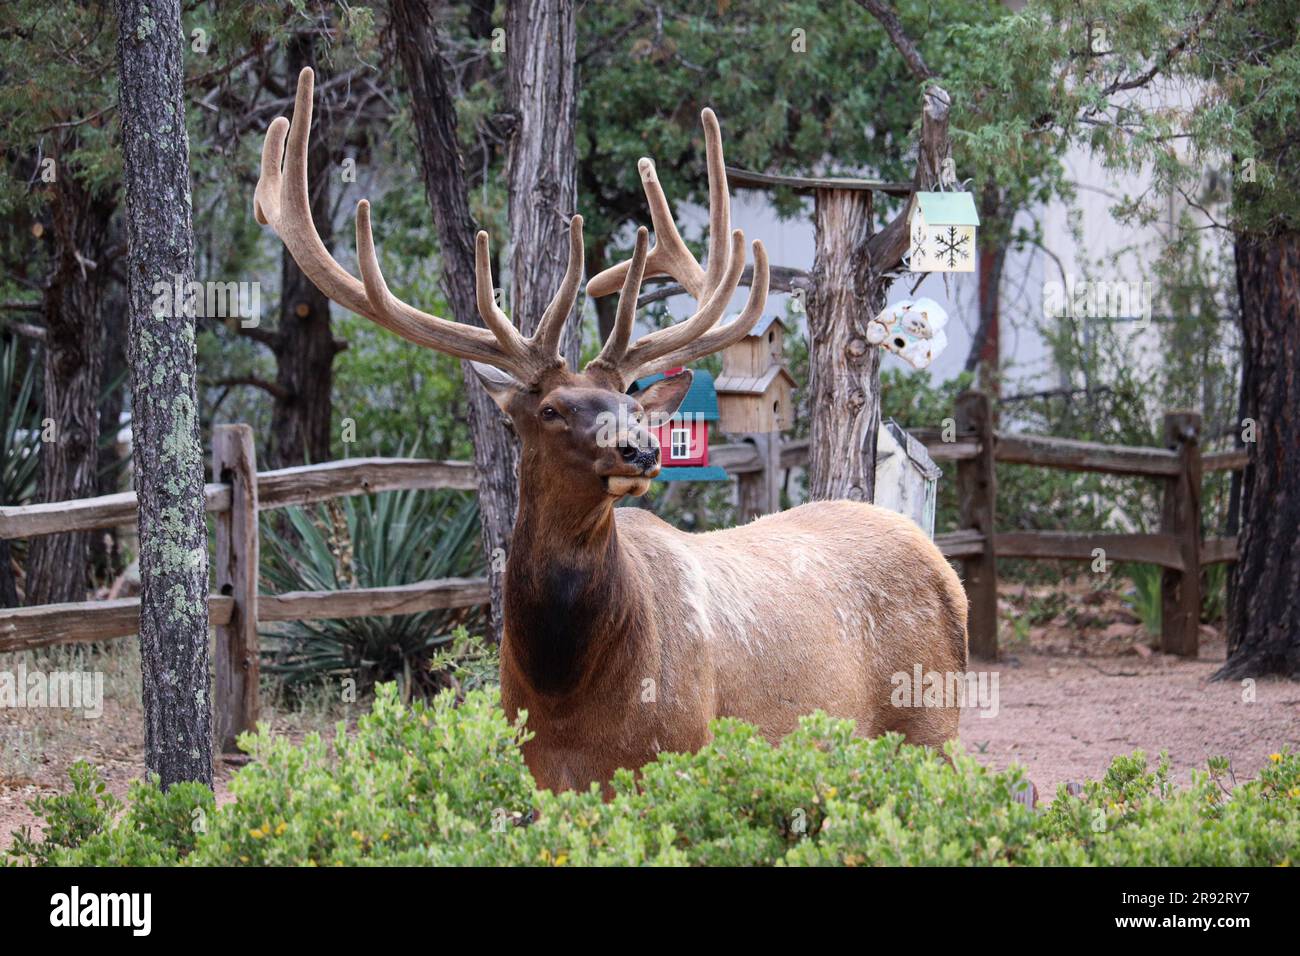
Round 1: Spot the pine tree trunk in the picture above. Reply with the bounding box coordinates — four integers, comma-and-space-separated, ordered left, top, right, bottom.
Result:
116, 0, 212, 787
25, 173, 113, 606
807, 188, 882, 502
391, 0, 519, 641
1217, 231, 1300, 679
505, 0, 581, 364
268, 30, 338, 468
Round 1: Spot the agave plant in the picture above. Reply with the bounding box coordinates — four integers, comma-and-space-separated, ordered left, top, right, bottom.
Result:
259, 488, 485, 699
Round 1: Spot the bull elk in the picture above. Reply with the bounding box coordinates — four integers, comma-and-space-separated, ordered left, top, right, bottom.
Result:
256, 69, 968, 793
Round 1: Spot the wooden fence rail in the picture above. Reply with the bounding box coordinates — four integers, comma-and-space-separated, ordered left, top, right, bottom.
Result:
1, 394, 1247, 742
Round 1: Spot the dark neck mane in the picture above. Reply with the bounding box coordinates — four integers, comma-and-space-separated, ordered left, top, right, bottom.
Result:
503, 462, 647, 698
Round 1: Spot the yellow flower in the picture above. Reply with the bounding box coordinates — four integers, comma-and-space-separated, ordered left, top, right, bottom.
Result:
275, 821, 287, 836
554, 853, 569, 866
1269, 753, 1283, 763
249, 825, 266, 839
351, 830, 364, 841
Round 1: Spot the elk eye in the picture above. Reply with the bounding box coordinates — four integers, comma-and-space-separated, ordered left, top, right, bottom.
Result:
540, 406, 560, 421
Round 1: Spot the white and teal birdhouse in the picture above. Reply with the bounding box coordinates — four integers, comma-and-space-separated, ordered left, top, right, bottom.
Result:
908, 191, 980, 273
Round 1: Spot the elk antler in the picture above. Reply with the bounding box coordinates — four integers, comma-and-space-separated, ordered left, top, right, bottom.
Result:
585, 108, 769, 387
255, 68, 580, 384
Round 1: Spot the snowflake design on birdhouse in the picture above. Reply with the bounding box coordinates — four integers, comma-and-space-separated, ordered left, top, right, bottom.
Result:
907, 191, 980, 273
932, 226, 972, 269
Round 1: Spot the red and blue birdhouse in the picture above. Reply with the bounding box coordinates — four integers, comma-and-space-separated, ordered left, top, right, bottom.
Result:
628, 367, 728, 482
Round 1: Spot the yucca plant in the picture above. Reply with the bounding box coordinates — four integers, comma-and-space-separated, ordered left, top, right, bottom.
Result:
1, 337, 41, 606
259, 488, 485, 699
1, 337, 41, 507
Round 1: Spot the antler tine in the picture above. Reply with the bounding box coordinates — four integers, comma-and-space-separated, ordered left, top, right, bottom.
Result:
634, 239, 770, 380
585, 106, 730, 300
589, 227, 650, 374
256, 68, 523, 372
615, 226, 745, 376
255, 68, 374, 321
532, 215, 585, 355
582, 106, 754, 386
698, 108, 732, 294
472, 231, 529, 357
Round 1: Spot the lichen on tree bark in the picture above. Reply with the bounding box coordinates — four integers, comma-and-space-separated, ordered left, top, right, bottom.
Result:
115, 0, 212, 788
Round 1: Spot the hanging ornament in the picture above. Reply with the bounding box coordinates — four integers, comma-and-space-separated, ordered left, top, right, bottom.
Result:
867, 298, 949, 370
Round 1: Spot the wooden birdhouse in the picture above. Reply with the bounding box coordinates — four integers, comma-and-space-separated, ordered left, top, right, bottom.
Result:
715, 315, 797, 433
908, 191, 980, 273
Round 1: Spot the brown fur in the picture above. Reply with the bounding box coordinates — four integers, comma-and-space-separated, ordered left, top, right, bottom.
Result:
492, 369, 968, 793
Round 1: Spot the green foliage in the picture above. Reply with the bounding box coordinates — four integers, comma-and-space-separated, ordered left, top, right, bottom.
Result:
1121, 563, 1163, 638
0, 337, 40, 507
6, 761, 122, 866
16, 689, 1299, 867
1028, 751, 1300, 866
259, 489, 484, 697
5, 762, 216, 867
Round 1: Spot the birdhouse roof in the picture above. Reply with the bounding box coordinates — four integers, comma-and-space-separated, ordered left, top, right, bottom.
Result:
714, 365, 797, 395
743, 314, 787, 339
630, 369, 719, 420
913, 191, 980, 226
654, 465, 729, 482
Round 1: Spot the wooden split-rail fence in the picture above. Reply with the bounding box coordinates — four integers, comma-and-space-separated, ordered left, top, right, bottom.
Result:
0, 394, 1245, 748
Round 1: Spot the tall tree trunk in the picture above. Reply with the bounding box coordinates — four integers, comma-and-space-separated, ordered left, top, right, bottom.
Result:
90, 268, 129, 586
1217, 231, 1300, 679
967, 184, 1006, 396
505, 0, 581, 364
807, 188, 881, 502
391, 0, 518, 641
268, 29, 338, 468
25, 172, 112, 606
116, 0, 213, 787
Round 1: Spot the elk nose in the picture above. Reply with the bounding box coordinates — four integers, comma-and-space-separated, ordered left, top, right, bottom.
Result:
620, 441, 660, 472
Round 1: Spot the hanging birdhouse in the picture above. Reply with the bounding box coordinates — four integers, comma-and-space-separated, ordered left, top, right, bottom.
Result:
715, 315, 797, 433
867, 298, 949, 370
908, 191, 979, 273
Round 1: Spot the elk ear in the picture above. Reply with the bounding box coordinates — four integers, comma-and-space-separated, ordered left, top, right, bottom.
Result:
471, 361, 524, 412
637, 370, 693, 425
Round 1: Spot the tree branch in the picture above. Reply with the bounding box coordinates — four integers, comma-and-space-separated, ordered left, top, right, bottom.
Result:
854, 0, 935, 81
636, 264, 812, 307
205, 375, 289, 401
866, 85, 952, 271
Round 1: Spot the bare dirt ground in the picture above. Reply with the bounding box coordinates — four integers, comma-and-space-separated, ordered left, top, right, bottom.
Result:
2, 580, 1297, 851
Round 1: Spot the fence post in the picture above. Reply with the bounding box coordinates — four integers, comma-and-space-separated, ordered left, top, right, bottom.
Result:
212, 424, 260, 753
1160, 411, 1202, 657
736, 435, 781, 520
956, 392, 998, 660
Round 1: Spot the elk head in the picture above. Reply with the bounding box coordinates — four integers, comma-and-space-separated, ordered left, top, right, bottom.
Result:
255, 68, 768, 507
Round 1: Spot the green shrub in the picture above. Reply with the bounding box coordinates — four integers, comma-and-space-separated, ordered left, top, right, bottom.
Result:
12, 687, 1299, 867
